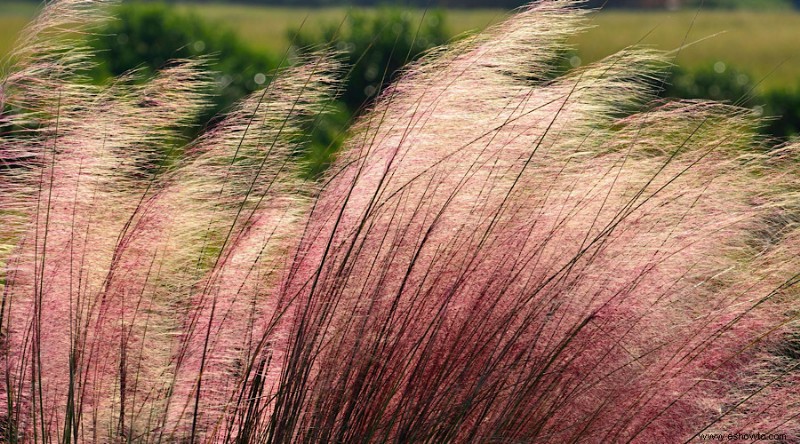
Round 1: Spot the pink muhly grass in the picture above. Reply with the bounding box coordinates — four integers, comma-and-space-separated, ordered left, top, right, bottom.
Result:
1, 0, 799, 442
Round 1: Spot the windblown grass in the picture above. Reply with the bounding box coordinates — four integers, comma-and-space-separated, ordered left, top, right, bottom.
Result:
1, 0, 799, 442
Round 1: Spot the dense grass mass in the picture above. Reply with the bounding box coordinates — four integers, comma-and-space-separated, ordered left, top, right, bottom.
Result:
2, 1, 800, 442
3, 3, 800, 90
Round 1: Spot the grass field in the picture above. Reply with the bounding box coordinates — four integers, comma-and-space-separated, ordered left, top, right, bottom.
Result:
0, 3, 32, 61
574, 10, 800, 90
2, 2, 800, 90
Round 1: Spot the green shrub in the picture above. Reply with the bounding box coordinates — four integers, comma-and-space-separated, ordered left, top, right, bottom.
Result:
290, 8, 449, 112
288, 8, 449, 177
91, 2, 280, 130
300, 100, 352, 178
664, 63, 800, 142
664, 63, 757, 107
763, 86, 800, 141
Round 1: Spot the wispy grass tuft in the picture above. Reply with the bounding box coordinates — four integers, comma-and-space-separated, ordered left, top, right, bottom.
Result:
1, 0, 799, 442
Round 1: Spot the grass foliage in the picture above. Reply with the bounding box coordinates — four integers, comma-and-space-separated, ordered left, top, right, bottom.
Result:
1, 0, 800, 442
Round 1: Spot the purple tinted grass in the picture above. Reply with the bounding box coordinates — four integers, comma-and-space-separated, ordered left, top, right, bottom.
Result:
1, 1, 799, 442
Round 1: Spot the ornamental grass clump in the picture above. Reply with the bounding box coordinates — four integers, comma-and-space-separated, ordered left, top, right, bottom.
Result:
1, 0, 799, 442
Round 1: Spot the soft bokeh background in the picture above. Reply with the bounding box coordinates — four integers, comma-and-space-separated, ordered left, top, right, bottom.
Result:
3, 0, 800, 174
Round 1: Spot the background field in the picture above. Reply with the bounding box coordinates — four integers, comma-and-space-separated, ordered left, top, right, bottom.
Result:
2, 2, 800, 91
0, 3, 32, 61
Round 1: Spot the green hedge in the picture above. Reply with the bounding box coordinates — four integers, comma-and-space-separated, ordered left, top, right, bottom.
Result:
91, 3, 280, 134
665, 63, 800, 142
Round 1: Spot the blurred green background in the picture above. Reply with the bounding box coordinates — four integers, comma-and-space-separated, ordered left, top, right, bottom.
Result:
3, 0, 800, 175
